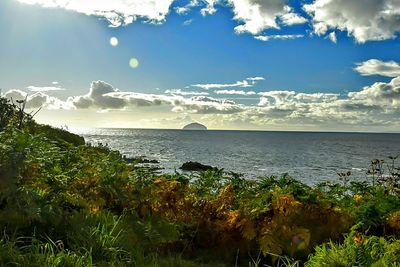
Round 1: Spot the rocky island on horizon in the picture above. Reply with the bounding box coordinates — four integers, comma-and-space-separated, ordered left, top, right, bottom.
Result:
182, 122, 207, 130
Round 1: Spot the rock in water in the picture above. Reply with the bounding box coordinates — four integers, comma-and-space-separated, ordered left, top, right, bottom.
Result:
182, 122, 207, 130
180, 161, 214, 171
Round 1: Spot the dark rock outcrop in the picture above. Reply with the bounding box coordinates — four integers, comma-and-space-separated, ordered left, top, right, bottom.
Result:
180, 161, 214, 171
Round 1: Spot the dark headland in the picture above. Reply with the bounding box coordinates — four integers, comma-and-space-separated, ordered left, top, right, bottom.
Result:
182, 122, 207, 130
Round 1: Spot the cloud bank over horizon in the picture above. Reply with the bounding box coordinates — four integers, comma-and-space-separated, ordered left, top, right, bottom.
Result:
3, 68, 400, 130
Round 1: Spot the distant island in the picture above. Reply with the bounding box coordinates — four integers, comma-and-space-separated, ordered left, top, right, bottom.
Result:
182, 122, 207, 130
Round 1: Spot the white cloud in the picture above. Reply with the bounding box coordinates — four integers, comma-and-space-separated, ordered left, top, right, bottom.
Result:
354, 59, 400, 77
304, 0, 400, 43
78, 77, 398, 123
328, 31, 337, 44
192, 80, 251, 89
174, 0, 198, 15
106, 91, 244, 114
25, 92, 49, 109
165, 89, 209, 96
69, 80, 126, 109
192, 76, 264, 89
279, 6, 307, 26
3, 89, 72, 109
254, 34, 303, 42
27, 85, 65, 92
15, 0, 400, 45
200, 0, 218, 16
103, 91, 174, 107
16, 0, 307, 41
258, 90, 296, 105
349, 76, 400, 106
251, 78, 400, 128
62, 81, 244, 114
175, 6, 190, 15
246, 76, 265, 81
215, 89, 256, 95
293, 93, 339, 102
174, 0, 217, 16
4, 89, 27, 102
16, 0, 175, 27
173, 96, 244, 114
183, 19, 193, 26
228, 0, 306, 35
228, 0, 282, 34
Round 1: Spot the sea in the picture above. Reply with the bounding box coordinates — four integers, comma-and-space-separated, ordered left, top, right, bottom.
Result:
75, 128, 400, 185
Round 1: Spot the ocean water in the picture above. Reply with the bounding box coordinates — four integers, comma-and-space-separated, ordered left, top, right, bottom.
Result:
77, 128, 400, 184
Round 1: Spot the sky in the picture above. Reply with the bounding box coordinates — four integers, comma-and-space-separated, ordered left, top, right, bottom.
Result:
1, 0, 400, 132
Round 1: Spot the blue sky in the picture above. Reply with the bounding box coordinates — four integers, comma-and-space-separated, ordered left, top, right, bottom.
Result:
1, 0, 400, 131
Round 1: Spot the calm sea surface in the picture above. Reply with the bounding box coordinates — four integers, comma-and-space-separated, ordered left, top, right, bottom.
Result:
76, 128, 400, 184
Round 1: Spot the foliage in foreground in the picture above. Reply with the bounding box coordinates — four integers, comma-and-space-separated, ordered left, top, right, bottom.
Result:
306, 225, 400, 266
0, 97, 399, 266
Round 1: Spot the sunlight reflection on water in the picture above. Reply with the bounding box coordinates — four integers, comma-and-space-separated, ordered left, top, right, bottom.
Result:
76, 128, 400, 184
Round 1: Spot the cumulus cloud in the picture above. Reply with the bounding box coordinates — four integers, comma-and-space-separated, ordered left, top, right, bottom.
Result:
4, 89, 48, 109
175, 0, 218, 16
4, 89, 27, 102
69, 81, 126, 109
200, 0, 218, 16
254, 34, 303, 42
62, 80, 244, 114
251, 76, 400, 128
304, 0, 400, 43
349, 76, 400, 106
15, 0, 400, 45
228, 0, 306, 35
17, 0, 307, 40
81, 77, 398, 125
354, 59, 400, 77
279, 6, 308, 26
0, 81, 242, 115
192, 76, 265, 89
3, 89, 72, 109
25, 92, 49, 109
16, 0, 174, 27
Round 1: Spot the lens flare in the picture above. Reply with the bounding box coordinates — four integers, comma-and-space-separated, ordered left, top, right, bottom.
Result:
129, 58, 139, 68
110, 37, 119, 46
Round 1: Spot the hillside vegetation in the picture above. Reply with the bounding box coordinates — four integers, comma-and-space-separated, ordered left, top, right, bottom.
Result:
0, 96, 399, 266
